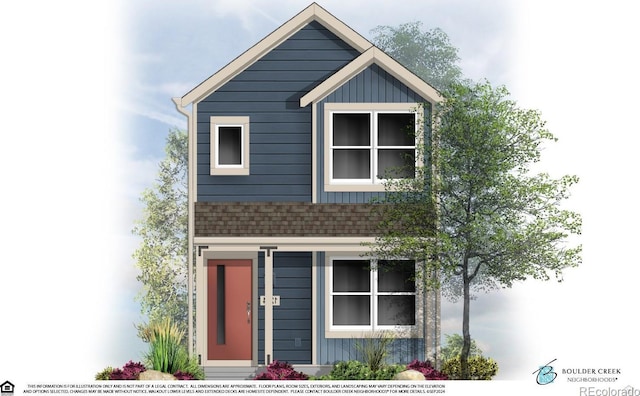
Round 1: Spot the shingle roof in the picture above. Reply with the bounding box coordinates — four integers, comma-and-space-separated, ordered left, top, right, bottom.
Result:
195, 202, 384, 237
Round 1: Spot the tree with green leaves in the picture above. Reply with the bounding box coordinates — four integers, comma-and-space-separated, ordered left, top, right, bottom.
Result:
371, 21, 462, 92
371, 81, 581, 379
440, 334, 482, 362
132, 129, 189, 334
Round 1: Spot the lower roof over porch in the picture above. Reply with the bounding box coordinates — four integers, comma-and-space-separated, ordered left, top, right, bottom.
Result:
194, 202, 386, 238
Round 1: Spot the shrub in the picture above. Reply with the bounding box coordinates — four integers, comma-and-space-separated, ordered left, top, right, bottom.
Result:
174, 371, 196, 380
95, 367, 114, 380
372, 364, 406, 380
322, 360, 373, 380
354, 331, 395, 372
109, 361, 146, 380
142, 318, 204, 380
313, 360, 405, 380
440, 334, 483, 361
255, 360, 309, 380
174, 353, 205, 380
97, 358, 202, 381
406, 360, 448, 380
145, 318, 185, 374
441, 355, 498, 380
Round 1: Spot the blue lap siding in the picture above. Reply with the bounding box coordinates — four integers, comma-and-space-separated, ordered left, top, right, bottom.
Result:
197, 21, 360, 202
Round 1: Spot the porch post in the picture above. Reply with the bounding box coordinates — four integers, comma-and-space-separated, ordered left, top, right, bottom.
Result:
262, 247, 277, 365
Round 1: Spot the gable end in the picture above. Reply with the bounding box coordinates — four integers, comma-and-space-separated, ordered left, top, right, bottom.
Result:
181, 3, 372, 106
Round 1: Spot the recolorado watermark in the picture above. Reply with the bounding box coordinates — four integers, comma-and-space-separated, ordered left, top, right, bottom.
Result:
579, 386, 638, 396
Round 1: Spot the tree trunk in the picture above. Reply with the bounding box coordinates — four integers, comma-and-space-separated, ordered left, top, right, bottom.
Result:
460, 266, 471, 380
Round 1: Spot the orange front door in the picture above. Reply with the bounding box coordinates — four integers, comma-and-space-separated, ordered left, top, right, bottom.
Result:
207, 259, 252, 361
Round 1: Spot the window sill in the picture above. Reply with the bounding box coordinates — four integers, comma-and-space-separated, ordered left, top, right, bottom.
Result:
324, 328, 423, 339
324, 183, 387, 192
324, 182, 418, 192
210, 167, 250, 176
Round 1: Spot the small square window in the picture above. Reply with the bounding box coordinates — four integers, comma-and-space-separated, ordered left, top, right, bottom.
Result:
378, 113, 416, 146
333, 296, 371, 325
333, 260, 370, 292
333, 113, 371, 146
378, 295, 415, 325
378, 260, 415, 292
210, 116, 250, 176
333, 149, 370, 179
217, 126, 242, 166
377, 149, 415, 179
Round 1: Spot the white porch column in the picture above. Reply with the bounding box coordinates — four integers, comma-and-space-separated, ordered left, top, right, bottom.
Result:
262, 246, 277, 365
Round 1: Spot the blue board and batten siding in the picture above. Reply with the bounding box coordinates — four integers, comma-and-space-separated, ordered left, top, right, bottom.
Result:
197, 21, 360, 202
258, 252, 313, 364
315, 252, 425, 365
317, 63, 432, 204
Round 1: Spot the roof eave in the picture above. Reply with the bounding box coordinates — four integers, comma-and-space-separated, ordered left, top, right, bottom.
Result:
300, 47, 443, 107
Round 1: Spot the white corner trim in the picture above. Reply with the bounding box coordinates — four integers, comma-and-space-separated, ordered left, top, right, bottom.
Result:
300, 47, 442, 107
173, 97, 197, 357
181, 3, 371, 106
312, 102, 318, 203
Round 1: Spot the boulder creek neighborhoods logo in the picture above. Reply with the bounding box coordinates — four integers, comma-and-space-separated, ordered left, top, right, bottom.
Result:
533, 358, 558, 385
533, 359, 629, 388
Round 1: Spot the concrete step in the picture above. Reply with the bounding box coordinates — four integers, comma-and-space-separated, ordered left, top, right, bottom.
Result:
203, 366, 261, 380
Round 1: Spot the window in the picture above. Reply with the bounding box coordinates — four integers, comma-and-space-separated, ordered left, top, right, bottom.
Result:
210, 116, 250, 175
329, 258, 417, 334
325, 103, 421, 191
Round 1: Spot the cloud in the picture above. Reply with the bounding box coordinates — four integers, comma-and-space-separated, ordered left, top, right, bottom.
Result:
125, 104, 187, 129
208, 0, 282, 31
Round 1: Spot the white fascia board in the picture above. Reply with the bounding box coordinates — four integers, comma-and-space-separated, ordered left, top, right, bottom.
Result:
181, 3, 372, 106
193, 236, 376, 252
300, 47, 443, 107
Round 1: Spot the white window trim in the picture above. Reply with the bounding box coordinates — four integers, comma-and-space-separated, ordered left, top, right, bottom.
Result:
324, 253, 423, 339
210, 116, 250, 176
324, 103, 424, 192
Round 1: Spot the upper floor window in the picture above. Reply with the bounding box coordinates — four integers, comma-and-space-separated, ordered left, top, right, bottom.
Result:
324, 103, 422, 192
210, 116, 250, 176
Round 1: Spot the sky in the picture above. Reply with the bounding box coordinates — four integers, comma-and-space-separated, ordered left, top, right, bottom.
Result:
1, 0, 639, 391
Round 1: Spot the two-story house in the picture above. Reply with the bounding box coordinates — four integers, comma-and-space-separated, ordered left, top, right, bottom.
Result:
173, 3, 442, 379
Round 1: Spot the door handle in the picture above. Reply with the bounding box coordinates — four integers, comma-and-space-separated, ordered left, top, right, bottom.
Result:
247, 301, 251, 324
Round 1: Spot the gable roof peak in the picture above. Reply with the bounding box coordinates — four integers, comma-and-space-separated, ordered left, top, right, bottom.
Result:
301, 46, 442, 106
181, 2, 373, 106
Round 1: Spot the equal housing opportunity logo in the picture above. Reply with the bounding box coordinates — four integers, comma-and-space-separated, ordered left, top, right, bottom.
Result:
1, 381, 15, 394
